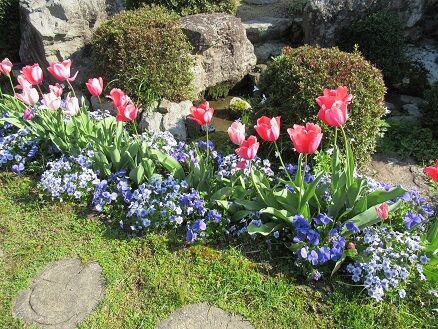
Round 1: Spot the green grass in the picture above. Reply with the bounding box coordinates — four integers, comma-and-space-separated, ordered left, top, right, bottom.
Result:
0, 173, 436, 328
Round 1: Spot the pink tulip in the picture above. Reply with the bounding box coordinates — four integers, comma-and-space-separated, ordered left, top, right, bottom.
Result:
235, 135, 259, 160
16, 86, 39, 106
190, 102, 214, 126
255, 116, 281, 142
316, 86, 352, 127
376, 203, 389, 220
0, 58, 13, 75
41, 92, 61, 111
287, 123, 323, 154
86, 77, 103, 97
64, 96, 80, 116
49, 83, 64, 97
108, 88, 131, 108
47, 59, 78, 82
116, 103, 138, 122
21, 64, 43, 85
228, 121, 246, 146
23, 108, 33, 121
16, 74, 32, 90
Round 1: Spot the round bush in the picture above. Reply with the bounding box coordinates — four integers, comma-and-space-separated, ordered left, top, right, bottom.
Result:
91, 5, 194, 106
126, 0, 240, 15
0, 0, 20, 61
259, 46, 386, 166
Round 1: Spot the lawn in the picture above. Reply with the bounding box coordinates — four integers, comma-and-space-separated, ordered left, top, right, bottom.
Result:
0, 172, 436, 329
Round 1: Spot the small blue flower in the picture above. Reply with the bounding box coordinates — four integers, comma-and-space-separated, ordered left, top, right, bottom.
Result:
404, 212, 424, 230
345, 222, 360, 234
313, 213, 333, 225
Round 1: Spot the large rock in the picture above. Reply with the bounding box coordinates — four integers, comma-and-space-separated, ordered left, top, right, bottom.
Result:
140, 99, 193, 141
243, 17, 295, 43
180, 13, 257, 96
303, 0, 425, 47
19, 0, 124, 83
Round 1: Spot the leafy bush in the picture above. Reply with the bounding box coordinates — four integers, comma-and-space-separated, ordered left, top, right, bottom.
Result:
0, 0, 20, 61
92, 5, 194, 107
259, 46, 386, 166
421, 85, 438, 138
340, 10, 428, 95
126, 0, 240, 15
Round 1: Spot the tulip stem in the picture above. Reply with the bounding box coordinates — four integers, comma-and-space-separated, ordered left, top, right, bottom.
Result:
7, 75, 22, 112
205, 124, 209, 161
334, 127, 338, 146
36, 85, 44, 98
249, 162, 265, 203
274, 141, 293, 182
98, 96, 103, 111
66, 80, 77, 99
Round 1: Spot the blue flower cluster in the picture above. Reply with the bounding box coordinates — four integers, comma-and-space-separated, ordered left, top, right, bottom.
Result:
285, 163, 315, 183
125, 175, 222, 242
347, 226, 427, 301
295, 214, 346, 269
217, 154, 274, 178
40, 154, 99, 199
0, 127, 38, 174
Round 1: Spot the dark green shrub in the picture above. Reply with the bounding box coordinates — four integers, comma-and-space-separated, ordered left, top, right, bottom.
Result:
126, 0, 240, 15
91, 5, 194, 107
340, 10, 428, 95
0, 0, 20, 61
421, 85, 438, 138
259, 46, 386, 166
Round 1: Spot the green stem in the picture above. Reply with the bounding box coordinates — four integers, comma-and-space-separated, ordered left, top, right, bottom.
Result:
274, 141, 293, 182
0, 85, 3, 98
334, 127, 338, 146
66, 80, 77, 99
36, 84, 44, 97
7, 75, 22, 112
205, 124, 209, 161
249, 162, 265, 203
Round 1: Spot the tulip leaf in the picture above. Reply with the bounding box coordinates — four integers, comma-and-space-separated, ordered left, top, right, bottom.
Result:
260, 207, 292, 223
232, 210, 252, 221
248, 222, 282, 236
0, 117, 26, 129
129, 164, 145, 186
365, 187, 407, 208
149, 149, 185, 180
235, 199, 265, 211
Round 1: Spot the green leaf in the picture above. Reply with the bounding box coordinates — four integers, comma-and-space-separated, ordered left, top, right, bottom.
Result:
341, 200, 404, 236
259, 207, 293, 223
426, 219, 438, 248
109, 147, 121, 166
232, 210, 252, 221
215, 200, 230, 211
366, 187, 407, 208
331, 252, 347, 277
234, 199, 265, 211
150, 149, 185, 180
0, 117, 26, 129
129, 164, 145, 185
248, 222, 282, 236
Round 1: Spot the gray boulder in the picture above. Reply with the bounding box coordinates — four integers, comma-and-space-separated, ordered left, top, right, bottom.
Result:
19, 0, 124, 83
140, 99, 193, 141
303, 0, 425, 47
180, 13, 257, 96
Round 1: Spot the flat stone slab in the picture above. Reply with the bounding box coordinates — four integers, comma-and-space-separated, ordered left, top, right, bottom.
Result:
12, 258, 105, 329
243, 17, 294, 43
156, 302, 254, 329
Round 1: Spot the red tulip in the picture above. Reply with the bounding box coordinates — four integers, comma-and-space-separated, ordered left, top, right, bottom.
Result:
47, 59, 78, 82
376, 203, 389, 220
287, 123, 323, 154
190, 102, 214, 126
86, 77, 103, 97
49, 83, 64, 97
23, 108, 33, 121
0, 58, 12, 75
108, 88, 131, 108
228, 121, 246, 146
255, 116, 280, 142
424, 161, 438, 182
21, 64, 43, 85
16, 74, 32, 90
15, 86, 39, 106
316, 86, 352, 127
116, 103, 138, 122
235, 135, 259, 160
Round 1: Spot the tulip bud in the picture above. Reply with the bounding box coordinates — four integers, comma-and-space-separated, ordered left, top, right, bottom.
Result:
347, 242, 356, 250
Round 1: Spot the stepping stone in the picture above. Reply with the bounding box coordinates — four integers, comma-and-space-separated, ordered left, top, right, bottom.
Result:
243, 17, 295, 43
12, 258, 105, 329
156, 302, 254, 329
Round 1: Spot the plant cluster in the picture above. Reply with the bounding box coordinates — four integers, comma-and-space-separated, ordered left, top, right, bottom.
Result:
259, 46, 386, 167
421, 85, 438, 138
339, 10, 428, 95
0, 0, 20, 61
0, 56, 436, 302
126, 0, 240, 15
91, 5, 194, 107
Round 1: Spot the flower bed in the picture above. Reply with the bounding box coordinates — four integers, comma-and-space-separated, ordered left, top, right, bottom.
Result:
0, 57, 437, 302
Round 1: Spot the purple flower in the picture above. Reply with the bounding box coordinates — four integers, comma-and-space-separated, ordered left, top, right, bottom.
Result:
313, 213, 333, 225
404, 212, 424, 230
345, 222, 360, 234
308, 250, 319, 265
